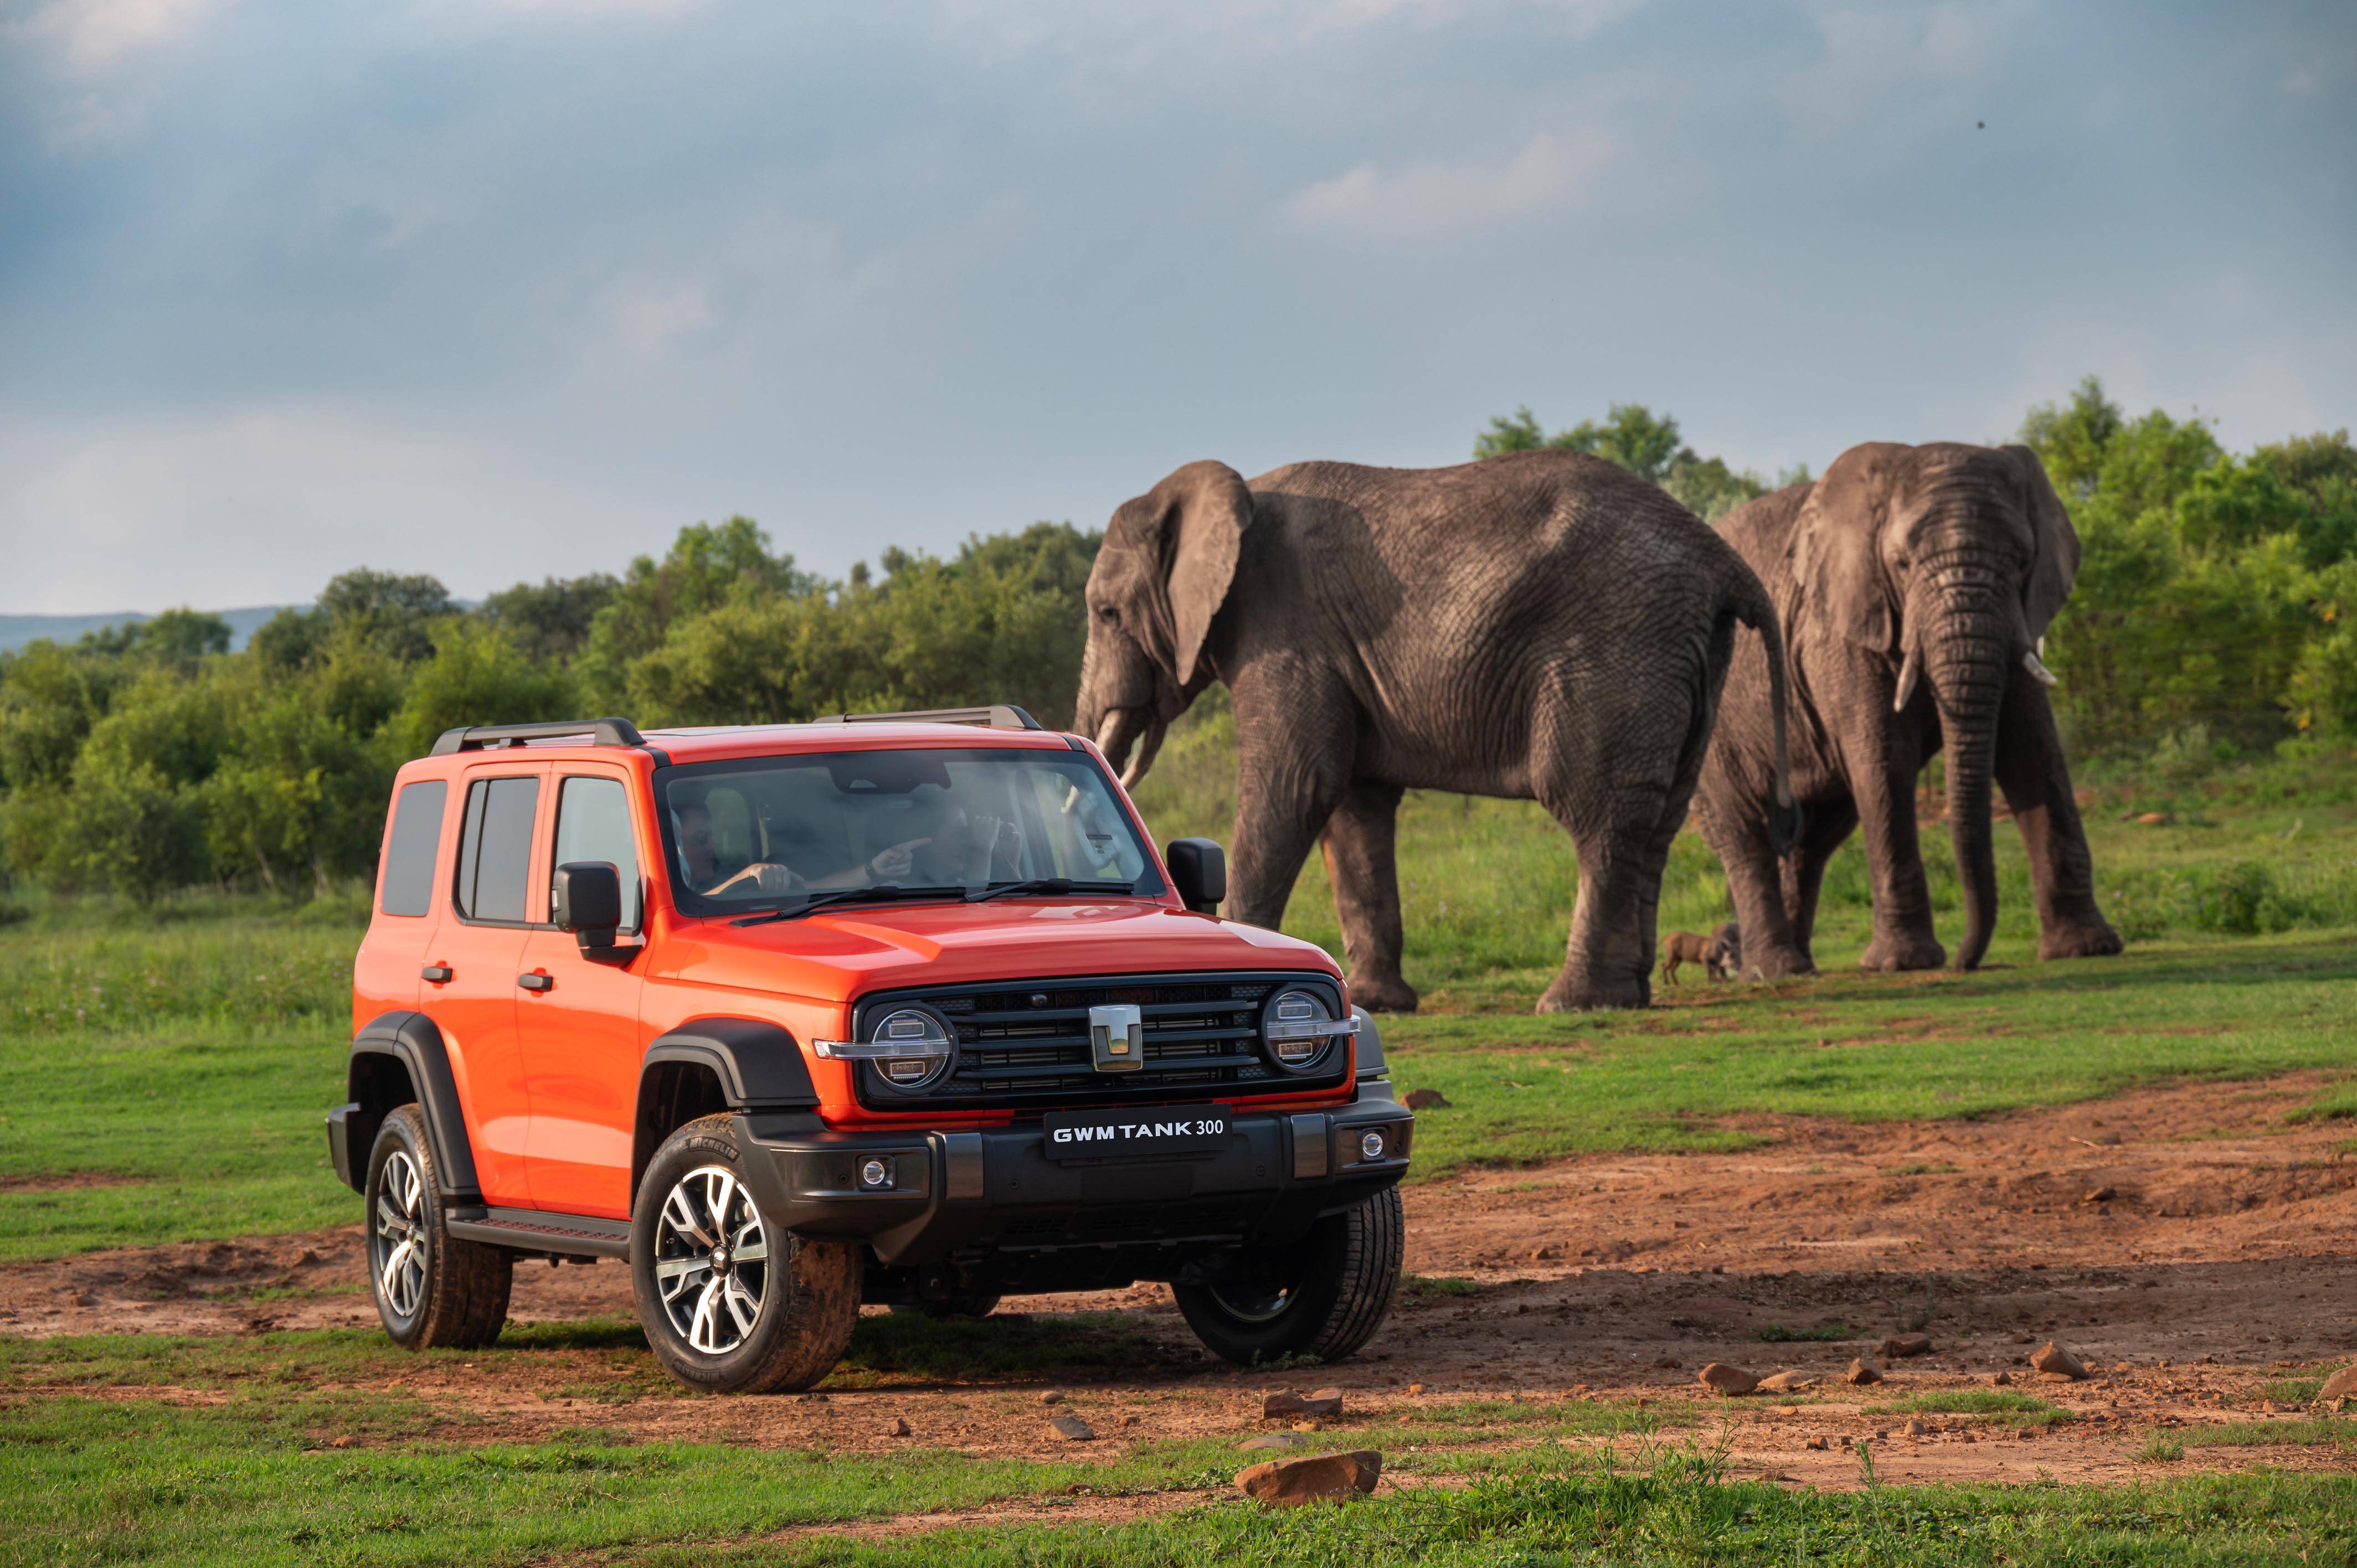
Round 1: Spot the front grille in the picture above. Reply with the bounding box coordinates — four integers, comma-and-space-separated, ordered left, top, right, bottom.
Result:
851, 970, 1347, 1111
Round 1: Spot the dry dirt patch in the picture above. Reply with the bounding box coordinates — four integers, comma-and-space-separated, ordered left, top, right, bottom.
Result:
4, 1075, 2352, 1491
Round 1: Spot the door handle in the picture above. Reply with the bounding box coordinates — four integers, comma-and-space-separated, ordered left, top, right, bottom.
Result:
421, 965, 452, 983
517, 972, 553, 992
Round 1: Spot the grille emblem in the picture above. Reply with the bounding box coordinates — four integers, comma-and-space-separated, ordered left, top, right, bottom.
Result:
1088, 1004, 1144, 1073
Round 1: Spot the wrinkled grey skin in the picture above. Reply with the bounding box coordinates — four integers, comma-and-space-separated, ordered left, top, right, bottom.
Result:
1704, 921, 1741, 981
1076, 453, 1797, 1013
1694, 441, 2123, 976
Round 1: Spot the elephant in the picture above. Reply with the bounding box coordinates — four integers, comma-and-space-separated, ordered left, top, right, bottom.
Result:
1691, 441, 2123, 976
1074, 452, 1799, 1013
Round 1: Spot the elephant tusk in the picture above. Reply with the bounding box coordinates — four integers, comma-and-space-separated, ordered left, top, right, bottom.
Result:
1892, 646, 1922, 714
1095, 713, 1125, 754
2023, 649, 2058, 687
1118, 720, 1165, 791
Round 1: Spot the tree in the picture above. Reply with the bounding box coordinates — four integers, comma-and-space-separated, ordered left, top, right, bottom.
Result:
577, 518, 815, 704
318, 568, 457, 663
0, 641, 123, 793
1474, 403, 1776, 519
385, 621, 579, 760
480, 573, 621, 663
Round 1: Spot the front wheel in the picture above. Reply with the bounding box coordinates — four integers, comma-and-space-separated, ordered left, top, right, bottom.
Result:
1174, 1187, 1403, 1366
366, 1105, 512, 1350
631, 1115, 861, 1394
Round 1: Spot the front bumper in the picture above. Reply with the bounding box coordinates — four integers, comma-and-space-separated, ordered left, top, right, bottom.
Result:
732, 1087, 1412, 1267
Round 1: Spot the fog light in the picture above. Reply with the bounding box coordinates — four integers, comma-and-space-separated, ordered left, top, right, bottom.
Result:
1360, 1131, 1386, 1163
859, 1158, 893, 1190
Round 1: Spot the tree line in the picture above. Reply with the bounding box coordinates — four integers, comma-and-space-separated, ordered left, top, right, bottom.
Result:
1, 377, 2350, 900
0, 523, 1095, 898
1481, 384, 2357, 760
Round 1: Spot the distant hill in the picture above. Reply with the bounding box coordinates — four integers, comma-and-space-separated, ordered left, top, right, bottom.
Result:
0, 606, 296, 655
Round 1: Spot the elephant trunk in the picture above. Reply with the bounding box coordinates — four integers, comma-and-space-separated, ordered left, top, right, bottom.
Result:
1919, 567, 2013, 972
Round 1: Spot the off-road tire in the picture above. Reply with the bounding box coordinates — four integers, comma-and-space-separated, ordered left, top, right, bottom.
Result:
366, 1105, 512, 1350
1174, 1187, 1403, 1366
631, 1114, 860, 1394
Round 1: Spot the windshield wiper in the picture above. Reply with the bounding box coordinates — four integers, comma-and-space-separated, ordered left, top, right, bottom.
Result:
963, 878, 1138, 904
729, 885, 967, 927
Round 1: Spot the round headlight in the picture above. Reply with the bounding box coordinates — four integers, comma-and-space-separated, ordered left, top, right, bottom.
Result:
869, 1007, 954, 1091
1261, 986, 1335, 1071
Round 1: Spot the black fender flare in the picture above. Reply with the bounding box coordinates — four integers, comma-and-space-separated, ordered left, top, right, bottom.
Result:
634, 1017, 821, 1205
640, 1017, 821, 1110
349, 1011, 482, 1200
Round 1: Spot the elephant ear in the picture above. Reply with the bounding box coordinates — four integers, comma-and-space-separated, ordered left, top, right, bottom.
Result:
2005, 443, 2081, 639
1104, 460, 1250, 685
1789, 443, 1903, 657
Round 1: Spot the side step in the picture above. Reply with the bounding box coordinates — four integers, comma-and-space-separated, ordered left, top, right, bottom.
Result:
447, 1206, 632, 1260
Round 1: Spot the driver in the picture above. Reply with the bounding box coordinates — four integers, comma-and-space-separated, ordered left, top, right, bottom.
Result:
674, 796, 918, 898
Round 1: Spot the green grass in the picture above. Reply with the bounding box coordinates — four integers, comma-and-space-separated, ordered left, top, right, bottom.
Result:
2169, 1416, 2357, 1453
2, 1381, 2349, 1568
3, 724, 2354, 1256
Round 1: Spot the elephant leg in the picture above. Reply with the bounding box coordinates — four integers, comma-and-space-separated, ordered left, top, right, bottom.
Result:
1695, 789, 1814, 979
1224, 699, 1352, 935
1779, 798, 1858, 966
1995, 667, 2123, 960
1534, 706, 1697, 1013
1849, 732, 1945, 972
1319, 782, 1418, 1013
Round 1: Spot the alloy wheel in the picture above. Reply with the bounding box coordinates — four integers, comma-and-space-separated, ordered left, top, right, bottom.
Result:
373, 1149, 428, 1320
652, 1165, 771, 1355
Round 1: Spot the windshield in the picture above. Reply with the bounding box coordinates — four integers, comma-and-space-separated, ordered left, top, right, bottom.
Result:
656, 747, 1163, 916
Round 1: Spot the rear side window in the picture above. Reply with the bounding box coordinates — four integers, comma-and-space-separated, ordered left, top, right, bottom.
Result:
379, 780, 447, 917
553, 776, 644, 932
455, 775, 541, 923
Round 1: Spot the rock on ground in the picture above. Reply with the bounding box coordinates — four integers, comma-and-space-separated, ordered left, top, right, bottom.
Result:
1048, 1415, 1097, 1441
1263, 1388, 1344, 1419
1880, 1335, 1934, 1359
1845, 1358, 1883, 1385
1237, 1451, 1382, 1507
2031, 1342, 2091, 1381
2312, 1365, 2357, 1405
1697, 1363, 1759, 1396
1758, 1371, 1816, 1392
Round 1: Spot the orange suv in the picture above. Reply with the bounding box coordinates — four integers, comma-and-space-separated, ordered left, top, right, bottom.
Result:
328, 708, 1412, 1391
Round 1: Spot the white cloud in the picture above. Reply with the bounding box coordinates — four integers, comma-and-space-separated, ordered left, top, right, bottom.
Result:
14, 0, 235, 69
1282, 126, 1616, 238
0, 410, 658, 612
1777, 2, 2016, 136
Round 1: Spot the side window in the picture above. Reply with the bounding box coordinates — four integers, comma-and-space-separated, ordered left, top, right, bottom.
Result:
379, 780, 447, 917
455, 775, 541, 924
553, 776, 644, 932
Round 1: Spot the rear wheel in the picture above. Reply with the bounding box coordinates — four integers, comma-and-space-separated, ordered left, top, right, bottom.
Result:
1174, 1188, 1402, 1366
631, 1115, 860, 1393
366, 1105, 512, 1350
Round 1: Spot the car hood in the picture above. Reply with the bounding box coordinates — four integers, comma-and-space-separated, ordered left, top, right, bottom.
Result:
651, 896, 1340, 1004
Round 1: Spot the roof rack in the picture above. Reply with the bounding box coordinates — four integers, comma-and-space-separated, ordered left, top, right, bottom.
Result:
430, 718, 650, 756
825, 705, 1043, 731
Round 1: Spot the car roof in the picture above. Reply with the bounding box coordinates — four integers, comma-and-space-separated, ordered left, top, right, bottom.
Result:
412, 720, 1087, 772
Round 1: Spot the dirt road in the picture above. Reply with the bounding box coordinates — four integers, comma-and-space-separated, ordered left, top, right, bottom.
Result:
6, 1074, 2352, 1489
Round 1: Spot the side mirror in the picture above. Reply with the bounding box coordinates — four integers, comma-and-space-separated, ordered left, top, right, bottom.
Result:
1165, 838, 1226, 916
552, 862, 626, 953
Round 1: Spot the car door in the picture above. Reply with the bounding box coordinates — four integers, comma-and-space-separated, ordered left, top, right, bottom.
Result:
352, 776, 449, 1019
416, 764, 547, 1206
517, 767, 652, 1218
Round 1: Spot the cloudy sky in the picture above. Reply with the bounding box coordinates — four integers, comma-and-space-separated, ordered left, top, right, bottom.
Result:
1, 0, 2350, 614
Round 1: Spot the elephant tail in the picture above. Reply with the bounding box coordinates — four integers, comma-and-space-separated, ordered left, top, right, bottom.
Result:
1726, 567, 1805, 856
